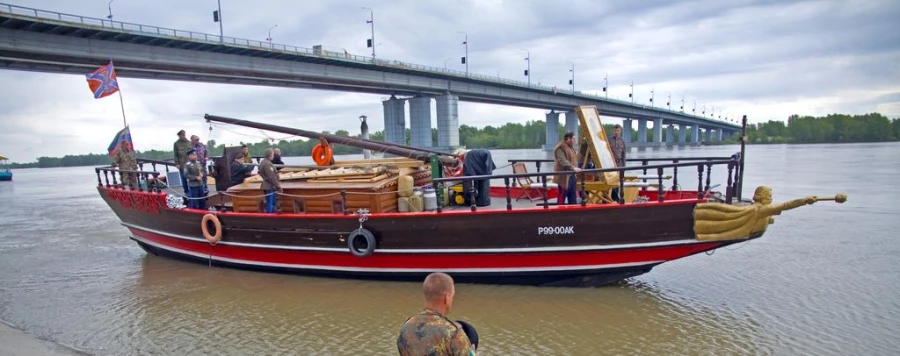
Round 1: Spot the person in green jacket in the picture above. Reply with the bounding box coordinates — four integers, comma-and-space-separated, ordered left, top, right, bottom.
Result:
173, 130, 192, 191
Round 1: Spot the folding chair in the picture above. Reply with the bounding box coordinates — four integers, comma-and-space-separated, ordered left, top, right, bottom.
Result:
512, 162, 557, 202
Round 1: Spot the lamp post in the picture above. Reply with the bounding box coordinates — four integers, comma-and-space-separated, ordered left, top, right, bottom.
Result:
693, 100, 697, 113
213, 0, 223, 40
681, 95, 685, 112
603, 74, 608, 98
107, 0, 115, 22
650, 89, 655, 108
266, 24, 277, 47
521, 49, 530, 86
567, 62, 575, 91
667, 93, 671, 110
458, 31, 468, 75
629, 81, 634, 105
362, 7, 375, 59
444, 57, 453, 69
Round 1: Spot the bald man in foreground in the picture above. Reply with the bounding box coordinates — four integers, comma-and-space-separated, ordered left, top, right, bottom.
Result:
397, 273, 475, 356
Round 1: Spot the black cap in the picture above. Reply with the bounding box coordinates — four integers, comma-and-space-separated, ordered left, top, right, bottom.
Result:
177, 130, 185, 136
456, 320, 478, 350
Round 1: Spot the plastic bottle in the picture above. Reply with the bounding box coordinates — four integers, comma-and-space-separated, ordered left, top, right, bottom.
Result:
408, 187, 424, 212
423, 185, 437, 211
398, 197, 410, 212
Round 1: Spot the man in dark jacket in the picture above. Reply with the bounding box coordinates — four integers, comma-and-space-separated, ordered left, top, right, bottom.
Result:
272, 148, 285, 171
229, 153, 254, 189
258, 148, 282, 213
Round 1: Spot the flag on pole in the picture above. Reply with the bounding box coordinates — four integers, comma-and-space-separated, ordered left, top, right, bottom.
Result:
107, 126, 133, 157
86, 61, 120, 99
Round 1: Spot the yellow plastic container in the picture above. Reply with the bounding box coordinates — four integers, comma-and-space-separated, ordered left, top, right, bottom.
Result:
398, 175, 414, 197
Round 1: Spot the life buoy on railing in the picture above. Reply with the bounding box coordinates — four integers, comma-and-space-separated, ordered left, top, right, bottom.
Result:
312, 143, 334, 166
201, 213, 222, 245
347, 228, 376, 257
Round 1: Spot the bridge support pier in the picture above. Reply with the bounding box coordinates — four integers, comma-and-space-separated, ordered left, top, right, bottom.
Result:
435, 93, 460, 149
704, 128, 711, 142
691, 124, 700, 146
651, 118, 664, 146
543, 111, 560, 151
678, 124, 688, 146
622, 119, 633, 144
637, 119, 647, 144
565, 111, 579, 142
716, 129, 724, 141
382, 96, 406, 145
666, 124, 675, 146
409, 96, 433, 148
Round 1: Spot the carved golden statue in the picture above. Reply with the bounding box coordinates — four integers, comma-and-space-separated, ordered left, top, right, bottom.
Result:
693, 186, 847, 241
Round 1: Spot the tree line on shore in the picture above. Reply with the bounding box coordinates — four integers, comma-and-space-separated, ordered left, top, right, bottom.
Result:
6, 113, 898, 168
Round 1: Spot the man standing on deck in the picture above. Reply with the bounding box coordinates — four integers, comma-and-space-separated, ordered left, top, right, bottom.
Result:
610, 124, 626, 168
183, 149, 206, 210
258, 148, 282, 214
173, 130, 192, 192
397, 272, 475, 356
111, 141, 138, 189
272, 148, 285, 171
241, 144, 254, 164
229, 153, 255, 188
191, 135, 209, 194
554, 132, 581, 205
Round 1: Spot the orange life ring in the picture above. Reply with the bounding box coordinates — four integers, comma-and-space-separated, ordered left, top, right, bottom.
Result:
201, 213, 222, 245
312, 143, 334, 166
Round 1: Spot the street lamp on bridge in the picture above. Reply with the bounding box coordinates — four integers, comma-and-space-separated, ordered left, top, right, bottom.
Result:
212, 0, 223, 40
458, 31, 468, 75
568, 62, 575, 91
629, 81, 634, 104
266, 25, 278, 46
649, 89, 655, 108
603, 74, 608, 98
667, 93, 671, 110
362, 7, 375, 59
521, 49, 530, 86
444, 57, 453, 69
681, 95, 685, 112
107, 0, 115, 21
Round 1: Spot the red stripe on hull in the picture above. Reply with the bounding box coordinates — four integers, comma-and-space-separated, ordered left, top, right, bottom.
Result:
129, 228, 723, 271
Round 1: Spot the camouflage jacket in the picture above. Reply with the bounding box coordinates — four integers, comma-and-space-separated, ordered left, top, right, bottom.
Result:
609, 135, 626, 167
258, 159, 281, 191
173, 138, 192, 166
112, 149, 138, 171
183, 161, 203, 187
397, 308, 474, 356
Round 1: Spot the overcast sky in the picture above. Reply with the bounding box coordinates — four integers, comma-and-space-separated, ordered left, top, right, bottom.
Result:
1, 0, 898, 162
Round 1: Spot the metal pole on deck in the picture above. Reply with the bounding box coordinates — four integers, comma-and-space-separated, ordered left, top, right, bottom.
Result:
738, 115, 747, 200
360, 115, 371, 159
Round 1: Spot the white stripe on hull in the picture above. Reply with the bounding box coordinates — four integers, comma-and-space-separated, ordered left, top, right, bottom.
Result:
131, 235, 664, 274
123, 222, 704, 254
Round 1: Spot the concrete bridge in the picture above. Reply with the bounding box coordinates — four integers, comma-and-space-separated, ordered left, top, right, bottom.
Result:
0, 3, 740, 150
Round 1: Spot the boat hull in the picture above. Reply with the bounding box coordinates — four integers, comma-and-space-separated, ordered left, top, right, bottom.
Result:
0, 172, 11, 181
99, 187, 744, 287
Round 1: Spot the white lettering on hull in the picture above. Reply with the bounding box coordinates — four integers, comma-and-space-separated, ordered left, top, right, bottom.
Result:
538, 226, 575, 235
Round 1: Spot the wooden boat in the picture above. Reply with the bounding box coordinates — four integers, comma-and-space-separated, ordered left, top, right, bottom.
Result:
0, 155, 12, 181
95, 106, 845, 287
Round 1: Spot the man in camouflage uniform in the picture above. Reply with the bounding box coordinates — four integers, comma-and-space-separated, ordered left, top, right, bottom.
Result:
609, 124, 626, 167
173, 129, 192, 192
190, 135, 209, 194
397, 272, 475, 356
182, 149, 206, 210
111, 141, 138, 189
258, 148, 282, 214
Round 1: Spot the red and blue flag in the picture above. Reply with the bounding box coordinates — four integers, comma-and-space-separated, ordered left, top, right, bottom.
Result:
86, 61, 120, 99
108, 126, 133, 157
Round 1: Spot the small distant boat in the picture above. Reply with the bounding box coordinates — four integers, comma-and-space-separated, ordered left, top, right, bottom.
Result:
0, 155, 12, 181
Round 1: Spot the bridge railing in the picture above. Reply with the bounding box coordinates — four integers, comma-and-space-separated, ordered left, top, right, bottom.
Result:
0, 2, 739, 126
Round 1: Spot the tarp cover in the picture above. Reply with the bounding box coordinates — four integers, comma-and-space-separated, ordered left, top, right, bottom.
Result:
462, 149, 496, 206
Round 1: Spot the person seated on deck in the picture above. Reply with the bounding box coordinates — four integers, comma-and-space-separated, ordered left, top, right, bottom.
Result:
183, 149, 207, 210
229, 153, 255, 189
397, 272, 476, 356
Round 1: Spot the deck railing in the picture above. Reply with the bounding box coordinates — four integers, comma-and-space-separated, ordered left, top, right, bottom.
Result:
436, 157, 741, 212
95, 166, 163, 193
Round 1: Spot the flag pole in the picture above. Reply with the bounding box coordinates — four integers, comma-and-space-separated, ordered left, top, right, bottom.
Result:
117, 89, 127, 128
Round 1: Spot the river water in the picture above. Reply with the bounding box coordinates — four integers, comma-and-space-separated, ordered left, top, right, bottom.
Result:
0, 143, 897, 355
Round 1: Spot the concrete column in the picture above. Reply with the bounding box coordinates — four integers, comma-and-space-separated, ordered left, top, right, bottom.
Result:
622, 119, 633, 143
678, 124, 688, 144
704, 128, 711, 142
565, 111, 579, 142
637, 119, 647, 143
544, 111, 560, 151
716, 129, 724, 141
408, 96, 433, 148
666, 124, 675, 146
691, 124, 700, 145
653, 118, 663, 143
382, 97, 406, 145
435, 94, 459, 149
